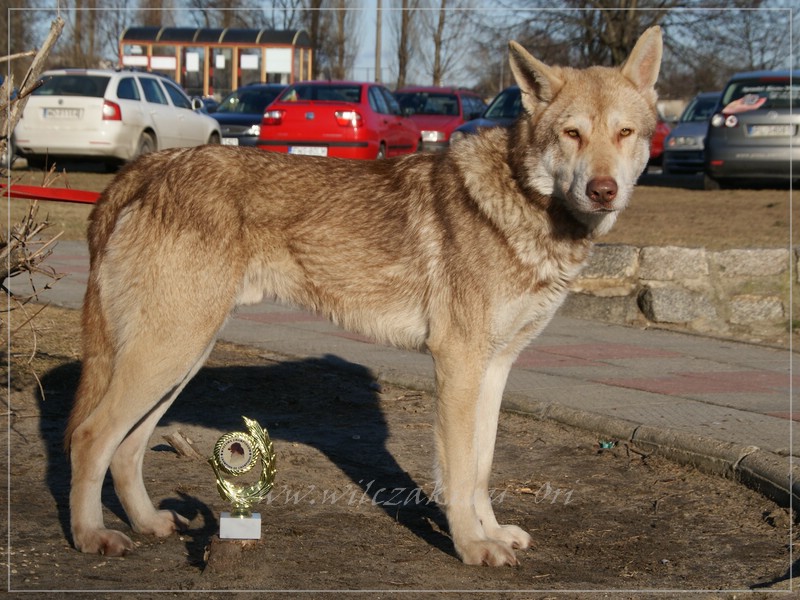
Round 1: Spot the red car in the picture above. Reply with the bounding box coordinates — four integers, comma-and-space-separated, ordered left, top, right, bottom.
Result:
257, 81, 420, 159
649, 117, 671, 165
394, 86, 486, 152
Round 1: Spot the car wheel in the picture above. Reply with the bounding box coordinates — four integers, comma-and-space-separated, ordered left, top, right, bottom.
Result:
208, 132, 221, 145
135, 132, 156, 159
1, 138, 15, 168
376, 143, 386, 160
25, 156, 46, 170
703, 174, 721, 191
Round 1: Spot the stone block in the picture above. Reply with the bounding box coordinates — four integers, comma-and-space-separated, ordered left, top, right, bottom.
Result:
638, 285, 717, 324
729, 294, 785, 324
561, 292, 640, 324
713, 248, 789, 278
639, 246, 708, 280
580, 244, 639, 279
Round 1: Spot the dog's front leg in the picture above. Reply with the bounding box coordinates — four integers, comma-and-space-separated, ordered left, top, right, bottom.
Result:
432, 344, 520, 566
473, 354, 532, 552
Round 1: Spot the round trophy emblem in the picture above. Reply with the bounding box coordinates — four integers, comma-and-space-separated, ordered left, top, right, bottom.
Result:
209, 417, 277, 518
213, 432, 259, 476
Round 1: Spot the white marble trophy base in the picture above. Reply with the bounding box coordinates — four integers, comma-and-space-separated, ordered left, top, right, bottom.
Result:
220, 512, 261, 540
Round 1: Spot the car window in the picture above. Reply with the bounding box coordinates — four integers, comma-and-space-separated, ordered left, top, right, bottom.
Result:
461, 95, 472, 116
484, 88, 522, 119
462, 94, 483, 117
162, 78, 192, 110
217, 89, 279, 114
279, 84, 361, 102
380, 87, 401, 115
720, 78, 800, 111
34, 74, 109, 97
139, 77, 169, 105
368, 86, 389, 114
679, 95, 717, 122
116, 77, 140, 101
395, 92, 459, 116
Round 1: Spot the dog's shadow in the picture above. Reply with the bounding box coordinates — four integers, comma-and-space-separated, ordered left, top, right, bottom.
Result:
38, 354, 453, 568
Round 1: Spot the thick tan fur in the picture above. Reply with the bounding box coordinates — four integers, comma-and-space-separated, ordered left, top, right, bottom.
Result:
66, 28, 662, 566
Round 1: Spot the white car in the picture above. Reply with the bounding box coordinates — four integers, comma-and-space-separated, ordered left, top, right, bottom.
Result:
14, 69, 221, 169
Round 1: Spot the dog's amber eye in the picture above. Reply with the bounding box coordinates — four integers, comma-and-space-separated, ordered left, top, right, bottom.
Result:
620, 128, 633, 137
565, 129, 580, 139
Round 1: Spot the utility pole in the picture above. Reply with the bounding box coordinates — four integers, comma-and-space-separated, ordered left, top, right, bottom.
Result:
375, 0, 382, 82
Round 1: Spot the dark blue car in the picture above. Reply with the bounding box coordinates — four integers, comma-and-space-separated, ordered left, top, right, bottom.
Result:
662, 91, 721, 175
210, 83, 286, 147
449, 86, 521, 143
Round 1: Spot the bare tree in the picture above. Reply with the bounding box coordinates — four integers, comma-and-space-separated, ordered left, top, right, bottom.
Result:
327, 0, 359, 79
267, 0, 306, 30
419, 0, 475, 86
138, 0, 176, 28
303, 0, 360, 80
393, 0, 420, 88
52, 0, 103, 68
467, 1, 794, 100
183, 0, 267, 29
302, 0, 330, 79
1, 0, 38, 85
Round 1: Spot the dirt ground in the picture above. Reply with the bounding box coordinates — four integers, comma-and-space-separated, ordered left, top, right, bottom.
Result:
1, 306, 795, 598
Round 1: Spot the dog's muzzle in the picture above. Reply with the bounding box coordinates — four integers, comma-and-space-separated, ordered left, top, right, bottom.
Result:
586, 177, 618, 210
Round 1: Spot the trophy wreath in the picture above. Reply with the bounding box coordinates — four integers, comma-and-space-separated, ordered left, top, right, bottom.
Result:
208, 417, 276, 538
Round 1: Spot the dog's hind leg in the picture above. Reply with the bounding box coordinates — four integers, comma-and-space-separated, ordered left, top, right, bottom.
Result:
431, 341, 520, 567
109, 339, 216, 538
473, 353, 532, 551
69, 329, 219, 556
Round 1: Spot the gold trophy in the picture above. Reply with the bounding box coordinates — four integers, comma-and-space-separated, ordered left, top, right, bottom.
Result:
208, 417, 276, 540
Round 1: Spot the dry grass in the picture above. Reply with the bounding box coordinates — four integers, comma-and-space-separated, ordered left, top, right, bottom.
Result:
4, 163, 797, 249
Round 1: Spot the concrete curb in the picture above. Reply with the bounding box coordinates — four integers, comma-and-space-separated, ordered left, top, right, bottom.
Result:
500, 393, 798, 510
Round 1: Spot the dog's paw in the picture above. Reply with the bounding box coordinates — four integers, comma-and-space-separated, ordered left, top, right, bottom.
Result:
133, 509, 189, 537
457, 539, 519, 567
73, 528, 136, 557
484, 523, 532, 550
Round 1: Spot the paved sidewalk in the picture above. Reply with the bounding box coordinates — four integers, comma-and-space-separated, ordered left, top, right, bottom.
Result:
19, 240, 798, 506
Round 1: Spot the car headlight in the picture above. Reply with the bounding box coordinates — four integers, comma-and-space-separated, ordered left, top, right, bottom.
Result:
245, 124, 261, 136
666, 135, 703, 149
421, 130, 446, 143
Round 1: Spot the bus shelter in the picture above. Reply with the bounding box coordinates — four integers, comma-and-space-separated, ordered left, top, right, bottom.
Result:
118, 27, 313, 100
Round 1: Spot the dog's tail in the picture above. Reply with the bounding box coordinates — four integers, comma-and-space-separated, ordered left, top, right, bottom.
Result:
64, 279, 114, 453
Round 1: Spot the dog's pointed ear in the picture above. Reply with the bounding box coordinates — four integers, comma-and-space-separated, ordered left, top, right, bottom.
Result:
508, 40, 564, 115
621, 26, 663, 103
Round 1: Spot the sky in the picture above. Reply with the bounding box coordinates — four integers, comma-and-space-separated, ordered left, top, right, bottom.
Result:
351, 0, 394, 83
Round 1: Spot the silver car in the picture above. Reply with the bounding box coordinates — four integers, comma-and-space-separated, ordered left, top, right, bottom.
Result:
704, 70, 800, 188
14, 69, 221, 170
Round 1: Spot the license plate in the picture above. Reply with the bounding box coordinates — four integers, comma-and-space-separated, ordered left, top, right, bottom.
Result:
44, 107, 82, 119
289, 146, 327, 157
748, 124, 793, 137
222, 137, 239, 146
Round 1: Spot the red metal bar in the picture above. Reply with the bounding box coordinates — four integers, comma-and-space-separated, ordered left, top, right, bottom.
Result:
1, 183, 100, 204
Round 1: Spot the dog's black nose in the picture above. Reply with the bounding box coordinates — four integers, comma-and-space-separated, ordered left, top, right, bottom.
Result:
586, 177, 618, 206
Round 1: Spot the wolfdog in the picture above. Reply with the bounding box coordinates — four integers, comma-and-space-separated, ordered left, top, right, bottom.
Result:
66, 27, 662, 566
